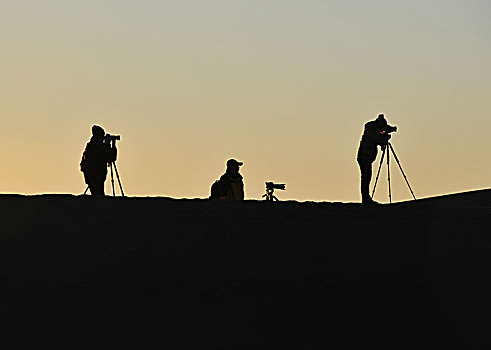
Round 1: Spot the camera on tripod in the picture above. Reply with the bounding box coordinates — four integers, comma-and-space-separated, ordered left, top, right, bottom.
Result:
105, 133, 124, 197
265, 182, 286, 191
385, 125, 397, 134
263, 182, 286, 201
104, 134, 121, 145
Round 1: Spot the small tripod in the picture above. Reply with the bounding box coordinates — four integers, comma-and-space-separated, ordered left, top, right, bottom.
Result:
371, 142, 417, 204
262, 182, 286, 201
262, 188, 279, 201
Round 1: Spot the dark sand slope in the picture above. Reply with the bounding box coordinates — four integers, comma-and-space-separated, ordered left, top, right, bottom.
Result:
0, 191, 490, 349
398, 187, 491, 207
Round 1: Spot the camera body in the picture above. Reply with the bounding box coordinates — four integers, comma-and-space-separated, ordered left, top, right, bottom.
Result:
386, 125, 397, 134
265, 182, 286, 191
104, 134, 121, 145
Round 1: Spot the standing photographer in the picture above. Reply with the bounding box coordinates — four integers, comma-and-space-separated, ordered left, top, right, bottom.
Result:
357, 114, 395, 205
80, 125, 117, 196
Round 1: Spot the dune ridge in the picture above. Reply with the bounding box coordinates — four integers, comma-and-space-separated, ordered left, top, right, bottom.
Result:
0, 191, 489, 349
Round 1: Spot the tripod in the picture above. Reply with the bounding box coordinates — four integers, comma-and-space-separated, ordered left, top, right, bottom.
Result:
262, 188, 279, 201
371, 142, 417, 204
109, 161, 125, 197
83, 161, 125, 197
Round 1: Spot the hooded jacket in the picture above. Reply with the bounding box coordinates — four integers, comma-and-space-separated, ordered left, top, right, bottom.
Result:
219, 172, 244, 200
80, 138, 117, 183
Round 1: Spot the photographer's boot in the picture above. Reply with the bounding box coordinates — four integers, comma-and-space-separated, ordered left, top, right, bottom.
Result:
362, 189, 378, 205
362, 197, 379, 205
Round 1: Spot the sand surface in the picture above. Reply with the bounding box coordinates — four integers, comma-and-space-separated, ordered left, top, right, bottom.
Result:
0, 191, 490, 349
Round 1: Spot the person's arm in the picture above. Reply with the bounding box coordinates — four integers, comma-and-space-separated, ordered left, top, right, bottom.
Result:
219, 174, 233, 199
375, 132, 390, 146
80, 150, 86, 172
80, 143, 91, 172
366, 124, 389, 146
238, 180, 244, 200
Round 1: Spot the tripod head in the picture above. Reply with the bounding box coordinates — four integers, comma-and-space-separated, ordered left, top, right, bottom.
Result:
381, 141, 390, 151
380, 123, 397, 147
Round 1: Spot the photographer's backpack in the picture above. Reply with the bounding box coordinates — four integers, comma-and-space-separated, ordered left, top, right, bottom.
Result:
210, 179, 228, 199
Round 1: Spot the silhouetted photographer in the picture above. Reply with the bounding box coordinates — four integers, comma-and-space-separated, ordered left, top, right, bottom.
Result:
209, 159, 245, 200
357, 114, 396, 205
80, 125, 118, 196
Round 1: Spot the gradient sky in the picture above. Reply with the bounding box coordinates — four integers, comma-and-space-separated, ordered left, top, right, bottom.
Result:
1, 0, 490, 202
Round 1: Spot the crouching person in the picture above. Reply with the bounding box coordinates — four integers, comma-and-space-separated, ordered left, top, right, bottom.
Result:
209, 159, 245, 200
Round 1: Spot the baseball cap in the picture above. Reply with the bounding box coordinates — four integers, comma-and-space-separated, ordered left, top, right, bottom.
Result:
227, 159, 243, 167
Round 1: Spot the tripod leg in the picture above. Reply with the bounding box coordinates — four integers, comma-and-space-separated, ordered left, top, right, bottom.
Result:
389, 144, 418, 204
112, 162, 125, 197
387, 143, 392, 204
110, 163, 116, 197
371, 146, 386, 199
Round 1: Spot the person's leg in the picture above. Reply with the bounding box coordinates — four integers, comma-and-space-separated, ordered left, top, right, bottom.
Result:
357, 159, 373, 203
88, 180, 105, 196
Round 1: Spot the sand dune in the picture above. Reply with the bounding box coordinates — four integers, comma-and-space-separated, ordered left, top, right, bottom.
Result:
0, 192, 489, 349
398, 188, 491, 207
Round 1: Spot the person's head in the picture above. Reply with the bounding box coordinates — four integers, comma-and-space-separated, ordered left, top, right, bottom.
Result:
375, 114, 388, 129
226, 159, 243, 174
91, 125, 105, 141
